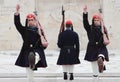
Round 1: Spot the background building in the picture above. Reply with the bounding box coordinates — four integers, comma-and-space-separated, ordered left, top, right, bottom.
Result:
0, 0, 119, 50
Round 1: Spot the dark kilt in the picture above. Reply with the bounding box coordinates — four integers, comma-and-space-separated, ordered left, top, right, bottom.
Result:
14, 14, 47, 68
57, 47, 80, 65
84, 43, 109, 62
15, 47, 47, 68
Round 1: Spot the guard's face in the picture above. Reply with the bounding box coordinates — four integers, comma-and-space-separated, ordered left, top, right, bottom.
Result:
28, 18, 36, 27
94, 18, 101, 26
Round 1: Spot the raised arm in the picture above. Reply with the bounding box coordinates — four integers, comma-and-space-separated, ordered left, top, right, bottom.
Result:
83, 5, 91, 32
14, 4, 24, 34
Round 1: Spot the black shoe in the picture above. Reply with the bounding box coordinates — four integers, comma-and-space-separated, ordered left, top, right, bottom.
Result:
69, 73, 74, 80
28, 52, 35, 70
63, 72, 67, 80
103, 65, 106, 71
33, 66, 38, 71
93, 75, 98, 77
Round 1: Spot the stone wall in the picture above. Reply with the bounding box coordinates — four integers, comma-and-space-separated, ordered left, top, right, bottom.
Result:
0, 0, 119, 50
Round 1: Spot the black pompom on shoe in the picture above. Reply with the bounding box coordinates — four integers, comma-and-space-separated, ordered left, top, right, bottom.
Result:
33, 65, 38, 71
69, 73, 74, 80
63, 72, 67, 80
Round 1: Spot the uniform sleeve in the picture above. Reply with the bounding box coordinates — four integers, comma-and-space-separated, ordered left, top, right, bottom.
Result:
83, 12, 91, 32
57, 33, 63, 48
104, 26, 109, 40
75, 33, 80, 57
14, 14, 25, 34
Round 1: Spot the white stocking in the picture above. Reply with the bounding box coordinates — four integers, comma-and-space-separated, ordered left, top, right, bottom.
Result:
62, 65, 74, 73
91, 61, 99, 82
68, 65, 74, 73
62, 65, 68, 73
26, 68, 34, 82
35, 52, 40, 64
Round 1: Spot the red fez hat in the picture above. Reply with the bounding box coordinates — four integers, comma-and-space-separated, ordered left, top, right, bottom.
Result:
93, 14, 101, 19
65, 20, 72, 25
26, 13, 35, 19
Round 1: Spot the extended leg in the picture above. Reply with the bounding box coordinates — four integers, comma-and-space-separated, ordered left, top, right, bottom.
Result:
91, 61, 99, 82
62, 65, 68, 80
68, 65, 74, 80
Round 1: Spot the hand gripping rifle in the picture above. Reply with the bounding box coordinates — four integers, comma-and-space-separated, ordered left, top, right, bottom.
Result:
59, 5, 65, 33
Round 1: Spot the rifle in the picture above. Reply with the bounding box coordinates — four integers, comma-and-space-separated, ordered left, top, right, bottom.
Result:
99, 0, 103, 14
33, 1, 48, 48
33, 0, 45, 38
99, 0, 110, 46
59, 5, 65, 33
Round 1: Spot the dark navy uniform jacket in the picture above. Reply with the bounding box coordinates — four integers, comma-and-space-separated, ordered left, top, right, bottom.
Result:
57, 28, 80, 65
83, 13, 109, 61
14, 14, 47, 68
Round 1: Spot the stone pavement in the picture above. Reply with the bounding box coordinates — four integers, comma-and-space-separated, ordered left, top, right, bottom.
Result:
0, 50, 120, 82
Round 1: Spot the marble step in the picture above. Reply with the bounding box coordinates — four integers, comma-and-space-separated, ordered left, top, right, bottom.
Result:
0, 73, 120, 82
